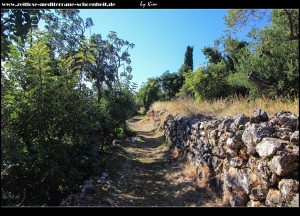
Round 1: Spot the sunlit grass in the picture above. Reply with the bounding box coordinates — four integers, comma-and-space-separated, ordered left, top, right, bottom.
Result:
150, 96, 299, 118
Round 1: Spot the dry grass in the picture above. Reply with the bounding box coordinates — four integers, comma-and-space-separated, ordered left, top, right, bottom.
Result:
151, 96, 299, 118
184, 163, 198, 178
184, 162, 211, 188
196, 163, 211, 188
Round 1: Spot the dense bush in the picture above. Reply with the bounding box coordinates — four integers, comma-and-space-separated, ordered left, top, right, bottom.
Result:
178, 9, 299, 102
136, 78, 161, 110
226, 9, 299, 98
1, 10, 137, 206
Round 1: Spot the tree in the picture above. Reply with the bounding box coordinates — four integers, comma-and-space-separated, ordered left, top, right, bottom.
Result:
1, 9, 44, 60
222, 36, 248, 72
179, 61, 231, 101
178, 68, 202, 100
104, 31, 135, 90
1, 9, 138, 206
136, 78, 161, 110
86, 32, 134, 102
159, 71, 184, 100
195, 61, 230, 100
225, 9, 299, 41
224, 9, 269, 34
202, 46, 223, 64
281, 9, 299, 40
233, 9, 299, 97
179, 45, 194, 74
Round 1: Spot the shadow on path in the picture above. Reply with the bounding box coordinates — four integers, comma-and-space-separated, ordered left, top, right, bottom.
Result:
91, 115, 223, 207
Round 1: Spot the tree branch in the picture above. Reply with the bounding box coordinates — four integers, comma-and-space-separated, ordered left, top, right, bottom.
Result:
248, 70, 273, 89
283, 9, 299, 41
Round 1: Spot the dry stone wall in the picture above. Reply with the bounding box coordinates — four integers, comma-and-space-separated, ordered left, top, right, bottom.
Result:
60, 172, 114, 206
163, 109, 299, 207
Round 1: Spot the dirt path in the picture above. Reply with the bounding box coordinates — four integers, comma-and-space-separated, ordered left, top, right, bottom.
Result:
91, 115, 223, 207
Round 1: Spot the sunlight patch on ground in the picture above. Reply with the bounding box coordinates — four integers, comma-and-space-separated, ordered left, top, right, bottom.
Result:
92, 114, 224, 207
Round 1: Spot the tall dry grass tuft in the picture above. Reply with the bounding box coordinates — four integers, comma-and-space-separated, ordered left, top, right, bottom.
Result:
184, 163, 198, 179
195, 163, 211, 188
150, 96, 299, 118
183, 161, 212, 188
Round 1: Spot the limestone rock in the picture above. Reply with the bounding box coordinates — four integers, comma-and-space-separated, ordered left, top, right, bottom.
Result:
209, 129, 219, 139
245, 123, 274, 144
235, 130, 244, 141
226, 132, 234, 138
226, 147, 238, 157
224, 167, 239, 190
234, 114, 250, 127
251, 159, 277, 189
237, 168, 259, 194
278, 179, 299, 201
226, 136, 243, 149
265, 189, 283, 207
273, 128, 293, 141
290, 131, 299, 145
228, 156, 243, 168
199, 122, 205, 129
250, 185, 268, 201
209, 138, 216, 147
290, 193, 299, 207
212, 145, 226, 159
268, 154, 299, 176
191, 121, 200, 130
229, 192, 249, 207
269, 111, 298, 131
242, 123, 274, 155
211, 156, 223, 174
218, 118, 234, 132
255, 137, 282, 158
247, 200, 265, 207
251, 108, 269, 123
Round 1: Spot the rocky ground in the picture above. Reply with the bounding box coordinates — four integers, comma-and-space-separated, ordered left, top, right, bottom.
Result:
61, 115, 223, 207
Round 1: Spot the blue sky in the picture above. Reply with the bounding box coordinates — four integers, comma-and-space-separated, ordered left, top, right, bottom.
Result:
78, 9, 268, 89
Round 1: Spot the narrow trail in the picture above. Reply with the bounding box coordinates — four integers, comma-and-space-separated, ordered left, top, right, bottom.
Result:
91, 115, 223, 207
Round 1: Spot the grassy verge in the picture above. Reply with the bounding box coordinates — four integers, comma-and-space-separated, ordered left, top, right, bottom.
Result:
150, 96, 299, 118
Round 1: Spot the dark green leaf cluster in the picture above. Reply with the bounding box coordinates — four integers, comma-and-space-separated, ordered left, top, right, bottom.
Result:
180, 9, 298, 101
1, 10, 136, 206
137, 9, 298, 109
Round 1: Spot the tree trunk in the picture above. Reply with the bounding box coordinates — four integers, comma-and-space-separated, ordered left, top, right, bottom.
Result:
247, 71, 273, 89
